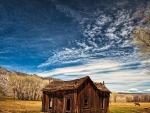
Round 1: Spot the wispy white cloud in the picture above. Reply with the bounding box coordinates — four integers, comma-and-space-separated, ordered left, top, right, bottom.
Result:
121, 40, 131, 48
105, 33, 118, 39
144, 89, 150, 92
36, 1, 150, 92
128, 88, 139, 91
76, 42, 93, 51
126, 89, 144, 93
38, 48, 89, 68
38, 58, 121, 77
37, 57, 150, 92
121, 88, 150, 93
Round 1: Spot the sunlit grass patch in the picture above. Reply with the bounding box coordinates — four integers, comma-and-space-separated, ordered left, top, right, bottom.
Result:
0, 99, 41, 113
1, 97, 150, 113
109, 102, 150, 113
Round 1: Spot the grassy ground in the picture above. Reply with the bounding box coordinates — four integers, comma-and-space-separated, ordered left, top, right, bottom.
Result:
109, 102, 150, 113
0, 96, 150, 113
0, 96, 41, 113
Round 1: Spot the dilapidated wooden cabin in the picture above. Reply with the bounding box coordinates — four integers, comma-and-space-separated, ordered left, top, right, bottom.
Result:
42, 76, 111, 113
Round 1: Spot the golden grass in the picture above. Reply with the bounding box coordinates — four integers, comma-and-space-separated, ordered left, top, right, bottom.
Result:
0, 99, 41, 113
109, 102, 150, 113
0, 96, 150, 113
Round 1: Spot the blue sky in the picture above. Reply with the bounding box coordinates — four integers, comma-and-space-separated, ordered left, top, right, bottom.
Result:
0, 0, 150, 93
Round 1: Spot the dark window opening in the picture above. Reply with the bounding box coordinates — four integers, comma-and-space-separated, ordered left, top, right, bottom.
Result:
101, 98, 104, 109
49, 98, 52, 109
84, 98, 88, 106
66, 99, 70, 111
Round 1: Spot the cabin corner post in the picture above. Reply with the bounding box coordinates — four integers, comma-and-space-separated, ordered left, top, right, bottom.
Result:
46, 92, 50, 112
107, 98, 110, 112
74, 90, 78, 113
42, 91, 45, 112
107, 93, 110, 112
42, 91, 49, 112
52, 92, 54, 112
62, 92, 66, 113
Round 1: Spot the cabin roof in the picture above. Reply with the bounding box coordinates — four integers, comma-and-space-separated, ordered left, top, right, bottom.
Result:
42, 76, 110, 93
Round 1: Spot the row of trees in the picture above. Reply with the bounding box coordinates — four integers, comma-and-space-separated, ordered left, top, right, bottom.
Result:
125, 94, 150, 102
132, 94, 150, 102
0, 86, 5, 96
7, 75, 48, 100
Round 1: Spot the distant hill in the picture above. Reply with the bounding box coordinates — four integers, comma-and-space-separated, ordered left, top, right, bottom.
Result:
118, 92, 150, 95
0, 66, 61, 94
0, 66, 36, 94
0, 66, 31, 76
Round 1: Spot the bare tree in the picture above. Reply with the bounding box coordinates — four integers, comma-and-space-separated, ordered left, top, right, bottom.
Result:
7, 75, 49, 100
112, 92, 118, 102
125, 94, 133, 102
7, 75, 19, 99
0, 86, 5, 96
131, 7, 150, 70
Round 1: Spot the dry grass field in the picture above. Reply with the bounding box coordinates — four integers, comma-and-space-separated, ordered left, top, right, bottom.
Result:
0, 96, 150, 113
0, 96, 41, 113
109, 102, 150, 113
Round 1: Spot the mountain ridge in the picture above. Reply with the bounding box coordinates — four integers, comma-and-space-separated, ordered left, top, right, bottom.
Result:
0, 66, 31, 76
0, 66, 39, 94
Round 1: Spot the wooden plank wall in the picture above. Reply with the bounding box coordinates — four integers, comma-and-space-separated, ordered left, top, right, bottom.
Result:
77, 78, 101, 113
42, 91, 50, 112
47, 91, 77, 113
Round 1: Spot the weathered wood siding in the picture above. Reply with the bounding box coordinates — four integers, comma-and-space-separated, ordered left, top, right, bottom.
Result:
42, 91, 49, 112
77, 78, 101, 113
43, 90, 77, 113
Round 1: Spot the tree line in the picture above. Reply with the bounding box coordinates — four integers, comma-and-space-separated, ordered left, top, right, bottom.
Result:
110, 92, 150, 103
7, 75, 48, 100
125, 94, 150, 102
132, 94, 150, 102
